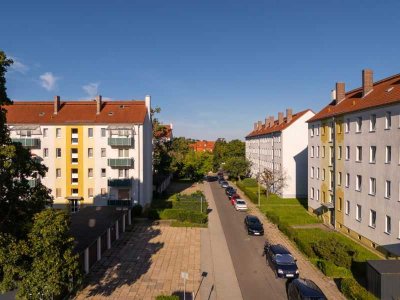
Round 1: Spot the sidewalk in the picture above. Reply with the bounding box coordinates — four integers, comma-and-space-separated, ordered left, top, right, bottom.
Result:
231, 182, 346, 300
200, 182, 243, 300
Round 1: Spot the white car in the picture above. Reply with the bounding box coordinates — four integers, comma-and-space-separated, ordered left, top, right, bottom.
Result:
234, 199, 248, 211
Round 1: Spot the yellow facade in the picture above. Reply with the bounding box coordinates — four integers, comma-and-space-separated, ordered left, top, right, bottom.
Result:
320, 120, 331, 224
66, 126, 84, 202
335, 118, 345, 228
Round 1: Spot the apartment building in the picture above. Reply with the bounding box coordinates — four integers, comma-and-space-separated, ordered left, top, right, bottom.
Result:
245, 108, 315, 198
5, 95, 153, 211
308, 69, 400, 256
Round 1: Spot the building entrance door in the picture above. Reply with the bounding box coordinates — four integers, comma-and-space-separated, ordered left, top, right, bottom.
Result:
118, 189, 130, 200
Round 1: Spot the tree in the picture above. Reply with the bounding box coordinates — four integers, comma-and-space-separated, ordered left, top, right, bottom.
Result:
259, 168, 288, 199
182, 150, 213, 181
17, 209, 82, 299
169, 137, 190, 177
152, 107, 172, 176
223, 156, 251, 181
213, 139, 245, 171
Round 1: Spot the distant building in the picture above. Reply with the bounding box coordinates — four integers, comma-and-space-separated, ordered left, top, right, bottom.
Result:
308, 69, 400, 256
5, 95, 153, 211
246, 108, 315, 198
190, 140, 215, 152
154, 123, 173, 142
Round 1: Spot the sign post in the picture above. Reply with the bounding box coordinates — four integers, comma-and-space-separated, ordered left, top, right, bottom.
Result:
181, 272, 189, 300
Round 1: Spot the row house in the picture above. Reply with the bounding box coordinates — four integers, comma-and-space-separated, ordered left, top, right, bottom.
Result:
5, 95, 153, 212
308, 69, 400, 256
246, 108, 315, 198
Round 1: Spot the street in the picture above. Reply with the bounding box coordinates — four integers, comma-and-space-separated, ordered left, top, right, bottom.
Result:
209, 181, 287, 300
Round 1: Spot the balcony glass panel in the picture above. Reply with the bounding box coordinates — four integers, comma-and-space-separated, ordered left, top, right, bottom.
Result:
107, 158, 134, 168
12, 138, 41, 148
108, 137, 134, 147
108, 178, 132, 187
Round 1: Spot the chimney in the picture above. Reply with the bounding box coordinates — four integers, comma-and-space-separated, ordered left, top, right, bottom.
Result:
278, 112, 284, 125
336, 82, 345, 104
362, 69, 373, 97
257, 120, 262, 129
145, 95, 151, 117
96, 95, 102, 115
286, 108, 293, 123
269, 116, 275, 127
54, 95, 60, 115
254, 122, 257, 130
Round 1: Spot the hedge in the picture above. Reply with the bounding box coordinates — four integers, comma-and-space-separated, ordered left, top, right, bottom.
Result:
155, 296, 179, 300
160, 209, 207, 224
316, 260, 352, 278
340, 277, 377, 300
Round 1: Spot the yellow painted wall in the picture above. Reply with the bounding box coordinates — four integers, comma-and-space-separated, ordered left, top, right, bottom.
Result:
320, 120, 332, 224
335, 117, 345, 227
66, 126, 84, 201
54, 126, 68, 205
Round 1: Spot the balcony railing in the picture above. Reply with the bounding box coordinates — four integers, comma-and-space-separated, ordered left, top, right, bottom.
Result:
107, 158, 134, 168
108, 178, 132, 187
108, 137, 134, 147
107, 199, 132, 207
12, 138, 41, 148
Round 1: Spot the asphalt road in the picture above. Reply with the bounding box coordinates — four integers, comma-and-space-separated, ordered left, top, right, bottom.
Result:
209, 181, 288, 300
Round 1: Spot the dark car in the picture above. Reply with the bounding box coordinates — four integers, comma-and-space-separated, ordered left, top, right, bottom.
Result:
227, 189, 237, 199
206, 175, 218, 182
244, 215, 264, 235
218, 177, 224, 184
225, 187, 236, 197
221, 181, 229, 188
287, 278, 327, 300
264, 243, 299, 279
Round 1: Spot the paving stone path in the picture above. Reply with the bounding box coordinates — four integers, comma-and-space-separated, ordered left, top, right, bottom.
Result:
76, 222, 201, 300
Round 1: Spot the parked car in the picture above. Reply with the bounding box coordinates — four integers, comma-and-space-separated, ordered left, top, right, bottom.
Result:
264, 243, 299, 279
231, 194, 240, 205
287, 278, 327, 300
218, 177, 225, 184
234, 199, 248, 211
205, 175, 218, 182
244, 215, 264, 235
225, 187, 236, 197
221, 181, 229, 188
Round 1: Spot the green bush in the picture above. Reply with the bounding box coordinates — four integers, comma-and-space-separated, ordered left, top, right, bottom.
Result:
131, 204, 143, 217
340, 277, 377, 300
147, 209, 160, 220
312, 237, 356, 268
316, 260, 352, 278
160, 209, 207, 224
278, 221, 297, 240
155, 296, 179, 300
241, 178, 258, 187
293, 235, 315, 257
265, 210, 280, 225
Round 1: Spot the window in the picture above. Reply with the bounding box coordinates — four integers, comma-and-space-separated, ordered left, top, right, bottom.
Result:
338, 146, 342, 160
386, 146, 392, 163
71, 128, 78, 144
56, 128, 61, 138
322, 169, 326, 181
385, 112, 392, 129
118, 149, 129, 158
338, 197, 343, 211
88, 168, 93, 178
316, 190, 319, 201
56, 188, 61, 198
345, 200, 350, 215
385, 215, 392, 234
370, 146, 376, 163
356, 117, 362, 132
310, 146, 314, 158
370, 114, 376, 131
337, 122, 342, 134
71, 188, 79, 196
71, 169, 78, 184
356, 146, 362, 162
56, 168, 61, 178
43, 148, 49, 157
316, 126, 319, 136
385, 180, 391, 198
43, 128, 48, 137
345, 119, 350, 133
316, 146, 319, 158
345, 173, 350, 188
101, 188, 107, 197
369, 210, 376, 228
329, 146, 334, 165
88, 128, 93, 137
345, 146, 350, 160
101, 128, 106, 137
322, 146, 326, 158
356, 175, 362, 191
328, 123, 333, 142
316, 168, 320, 179
56, 148, 62, 158
329, 170, 334, 190
101, 148, 106, 157
310, 167, 314, 179
88, 188, 93, 198
101, 168, 106, 177
311, 125, 314, 137
71, 148, 78, 164
338, 172, 342, 186
323, 191, 326, 202
310, 188, 314, 199
88, 148, 93, 158
356, 204, 362, 221
369, 178, 376, 195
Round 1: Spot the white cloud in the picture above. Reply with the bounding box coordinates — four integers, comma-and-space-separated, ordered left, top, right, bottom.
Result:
40, 72, 59, 91
82, 82, 100, 98
9, 57, 29, 74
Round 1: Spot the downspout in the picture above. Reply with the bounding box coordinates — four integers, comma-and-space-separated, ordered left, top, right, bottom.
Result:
332, 117, 336, 228
137, 124, 141, 205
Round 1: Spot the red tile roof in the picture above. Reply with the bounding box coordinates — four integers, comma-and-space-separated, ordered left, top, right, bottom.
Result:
4, 100, 147, 124
309, 73, 400, 122
190, 140, 215, 152
246, 109, 312, 138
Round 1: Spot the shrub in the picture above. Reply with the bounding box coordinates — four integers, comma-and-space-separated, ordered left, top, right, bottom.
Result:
312, 237, 355, 268
241, 178, 258, 187
131, 204, 143, 217
340, 277, 377, 300
278, 222, 297, 240
155, 296, 179, 300
160, 209, 207, 224
147, 209, 160, 220
265, 210, 280, 225
316, 260, 352, 278
293, 235, 315, 257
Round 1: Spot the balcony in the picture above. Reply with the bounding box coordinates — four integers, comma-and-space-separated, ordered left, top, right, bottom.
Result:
12, 138, 41, 148
107, 199, 132, 207
108, 178, 132, 187
107, 158, 134, 168
108, 137, 134, 147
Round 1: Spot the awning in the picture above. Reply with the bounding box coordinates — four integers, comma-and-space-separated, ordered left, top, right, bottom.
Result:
66, 196, 84, 201
321, 202, 334, 209
10, 125, 40, 130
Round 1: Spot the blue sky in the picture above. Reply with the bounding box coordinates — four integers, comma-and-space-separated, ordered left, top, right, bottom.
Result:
2, 0, 400, 140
